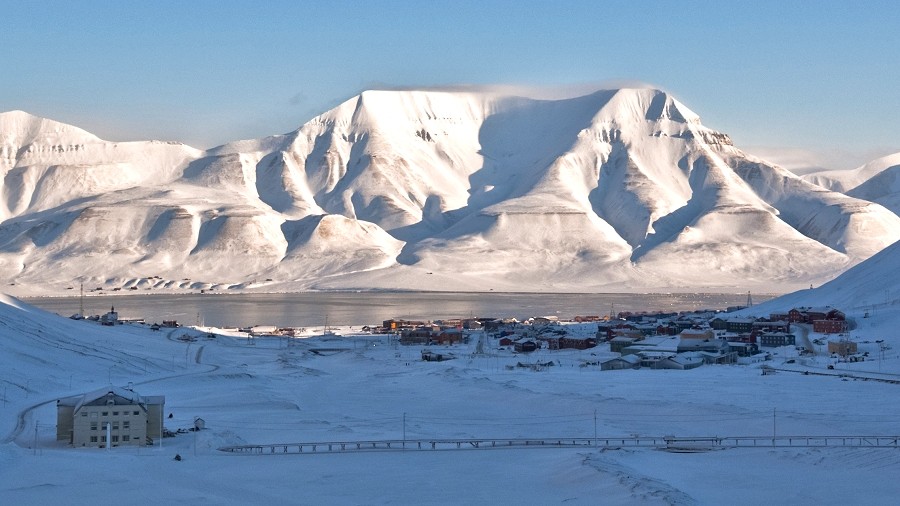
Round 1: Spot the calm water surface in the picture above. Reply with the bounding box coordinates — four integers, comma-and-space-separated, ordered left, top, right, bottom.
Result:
24, 292, 773, 328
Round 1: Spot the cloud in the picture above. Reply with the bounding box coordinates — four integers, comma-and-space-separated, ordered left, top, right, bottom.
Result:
352, 80, 667, 101
745, 145, 899, 174
288, 92, 308, 106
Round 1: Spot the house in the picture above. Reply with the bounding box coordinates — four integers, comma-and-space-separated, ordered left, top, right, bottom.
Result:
769, 312, 790, 322
725, 318, 755, 333
513, 339, 537, 353
655, 353, 704, 370
752, 321, 790, 333
759, 332, 796, 348
531, 316, 558, 326
676, 337, 731, 355
601, 355, 642, 371
813, 319, 849, 333
709, 317, 728, 331
679, 328, 715, 341
100, 306, 118, 326
400, 328, 433, 345
383, 319, 426, 331
787, 306, 845, 324
727, 342, 759, 357
621, 336, 679, 356
828, 340, 858, 356
421, 350, 454, 362
559, 336, 597, 350
435, 329, 464, 345
609, 337, 638, 354
57, 386, 165, 448
737, 353, 768, 365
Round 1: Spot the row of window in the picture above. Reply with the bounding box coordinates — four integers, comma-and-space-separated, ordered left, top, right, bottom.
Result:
90, 421, 131, 430
82, 410, 141, 417
89, 435, 131, 443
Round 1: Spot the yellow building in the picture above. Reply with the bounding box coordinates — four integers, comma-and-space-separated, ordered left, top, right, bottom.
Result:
57, 386, 165, 448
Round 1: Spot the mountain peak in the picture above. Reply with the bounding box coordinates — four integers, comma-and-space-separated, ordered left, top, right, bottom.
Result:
0, 109, 100, 147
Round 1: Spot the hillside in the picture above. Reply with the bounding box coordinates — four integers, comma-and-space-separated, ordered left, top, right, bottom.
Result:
802, 152, 900, 193
847, 162, 900, 215
3, 290, 900, 504
739, 237, 900, 318
1, 89, 899, 294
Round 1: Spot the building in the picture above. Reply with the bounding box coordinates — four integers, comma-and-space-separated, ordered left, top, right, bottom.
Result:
435, 329, 464, 345
752, 321, 790, 333
513, 339, 537, 353
57, 386, 165, 448
609, 336, 638, 354
727, 342, 759, 357
100, 306, 118, 326
559, 336, 597, 350
813, 319, 849, 334
679, 328, 715, 341
759, 332, 796, 348
725, 318, 755, 334
828, 340, 858, 357
601, 355, 642, 371
787, 306, 845, 324
655, 353, 704, 370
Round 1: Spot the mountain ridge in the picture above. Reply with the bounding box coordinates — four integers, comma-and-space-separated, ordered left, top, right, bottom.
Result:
1, 88, 898, 295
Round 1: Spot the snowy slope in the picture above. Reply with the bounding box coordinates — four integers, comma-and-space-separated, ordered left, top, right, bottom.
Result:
3, 292, 900, 504
1, 90, 899, 294
847, 160, 900, 215
741, 237, 900, 316
802, 152, 900, 193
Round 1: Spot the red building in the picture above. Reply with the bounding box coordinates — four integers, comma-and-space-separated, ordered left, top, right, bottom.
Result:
813, 319, 849, 334
559, 336, 597, 350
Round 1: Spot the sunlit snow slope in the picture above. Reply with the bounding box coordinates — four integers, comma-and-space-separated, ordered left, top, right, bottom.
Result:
1, 89, 898, 294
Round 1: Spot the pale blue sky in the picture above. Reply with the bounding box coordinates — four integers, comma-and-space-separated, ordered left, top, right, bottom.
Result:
2, 1, 898, 170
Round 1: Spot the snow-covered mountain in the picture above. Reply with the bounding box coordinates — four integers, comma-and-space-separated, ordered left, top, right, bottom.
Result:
736, 237, 900, 322
802, 152, 900, 193
846, 158, 900, 216
1, 88, 899, 294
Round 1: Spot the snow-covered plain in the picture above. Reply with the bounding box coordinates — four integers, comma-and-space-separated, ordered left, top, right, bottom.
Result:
3, 277, 900, 504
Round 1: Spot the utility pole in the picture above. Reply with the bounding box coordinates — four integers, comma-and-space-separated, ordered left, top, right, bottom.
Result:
594, 409, 598, 447
773, 408, 776, 442
402, 413, 406, 448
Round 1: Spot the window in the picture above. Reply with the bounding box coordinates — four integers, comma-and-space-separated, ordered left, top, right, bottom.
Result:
101, 436, 106, 442
90, 436, 98, 443
122, 435, 130, 442
133, 411, 139, 415
102, 411, 108, 416
112, 411, 119, 416
90, 422, 98, 431
81, 412, 87, 417
91, 412, 98, 419
123, 421, 130, 430
112, 423, 119, 430
111, 436, 118, 442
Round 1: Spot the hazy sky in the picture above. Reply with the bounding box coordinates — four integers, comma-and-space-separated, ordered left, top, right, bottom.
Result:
2, 1, 898, 171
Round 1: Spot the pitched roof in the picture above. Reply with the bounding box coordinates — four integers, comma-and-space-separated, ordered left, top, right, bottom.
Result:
58, 386, 163, 413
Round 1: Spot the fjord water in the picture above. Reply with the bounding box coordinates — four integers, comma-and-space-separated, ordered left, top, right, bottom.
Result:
24, 292, 773, 328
